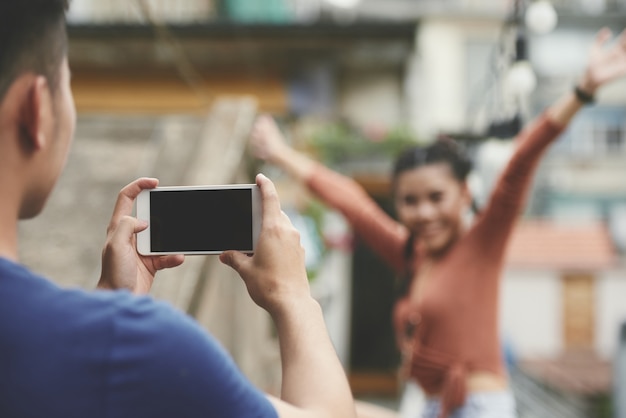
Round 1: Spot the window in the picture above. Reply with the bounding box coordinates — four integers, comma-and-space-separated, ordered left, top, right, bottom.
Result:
555, 106, 626, 157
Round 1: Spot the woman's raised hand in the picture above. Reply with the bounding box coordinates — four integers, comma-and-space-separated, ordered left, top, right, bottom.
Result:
250, 114, 291, 164
580, 28, 626, 94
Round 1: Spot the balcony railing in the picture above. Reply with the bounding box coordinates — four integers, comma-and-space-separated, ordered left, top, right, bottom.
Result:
66, 0, 626, 26
67, 0, 315, 25
67, 0, 216, 24
552, 0, 626, 13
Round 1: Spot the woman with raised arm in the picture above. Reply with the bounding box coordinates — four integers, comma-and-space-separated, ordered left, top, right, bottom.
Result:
250, 29, 626, 418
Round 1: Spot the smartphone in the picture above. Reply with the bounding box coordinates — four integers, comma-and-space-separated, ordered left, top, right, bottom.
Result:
136, 184, 261, 256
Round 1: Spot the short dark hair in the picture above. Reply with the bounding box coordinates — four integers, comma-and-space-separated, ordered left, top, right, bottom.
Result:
0, 0, 69, 102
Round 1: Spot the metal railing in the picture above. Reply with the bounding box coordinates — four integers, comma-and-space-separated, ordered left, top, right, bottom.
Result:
615, 322, 626, 418
65, 0, 626, 26
509, 366, 590, 418
551, 0, 626, 12
67, 0, 216, 24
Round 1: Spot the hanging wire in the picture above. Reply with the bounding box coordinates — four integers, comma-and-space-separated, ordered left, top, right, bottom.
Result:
134, 0, 211, 107
465, 0, 527, 136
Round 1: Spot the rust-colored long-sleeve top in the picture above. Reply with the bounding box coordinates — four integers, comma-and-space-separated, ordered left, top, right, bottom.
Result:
306, 114, 564, 417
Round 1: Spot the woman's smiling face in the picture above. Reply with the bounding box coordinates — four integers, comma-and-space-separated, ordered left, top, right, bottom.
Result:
394, 162, 471, 256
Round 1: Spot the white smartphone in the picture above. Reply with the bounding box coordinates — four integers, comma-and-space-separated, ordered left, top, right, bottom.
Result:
136, 184, 261, 256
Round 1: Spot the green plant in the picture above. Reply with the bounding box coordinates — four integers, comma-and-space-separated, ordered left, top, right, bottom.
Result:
308, 122, 417, 167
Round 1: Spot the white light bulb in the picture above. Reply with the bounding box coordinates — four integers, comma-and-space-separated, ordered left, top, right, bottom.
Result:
324, 0, 362, 9
505, 61, 537, 96
66, 0, 95, 23
525, 1, 558, 34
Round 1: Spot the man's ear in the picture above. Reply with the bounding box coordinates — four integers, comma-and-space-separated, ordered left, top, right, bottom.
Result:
18, 75, 49, 152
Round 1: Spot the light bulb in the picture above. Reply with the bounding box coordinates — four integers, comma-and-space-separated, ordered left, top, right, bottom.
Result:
525, 1, 558, 34
505, 61, 537, 96
324, 0, 362, 9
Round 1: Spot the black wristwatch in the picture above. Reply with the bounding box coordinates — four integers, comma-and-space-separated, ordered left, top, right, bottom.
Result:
574, 85, 595, 104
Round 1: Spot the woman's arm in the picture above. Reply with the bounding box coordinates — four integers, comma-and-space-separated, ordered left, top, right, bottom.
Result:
250, 115, 317, 183
475, 28, 626, 251
250, 116, 409, 272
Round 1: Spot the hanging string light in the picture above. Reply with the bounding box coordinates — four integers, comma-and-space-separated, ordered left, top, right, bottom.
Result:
487, 0, 557, 138
505, 28, 538, 96
525, 0, 558, 34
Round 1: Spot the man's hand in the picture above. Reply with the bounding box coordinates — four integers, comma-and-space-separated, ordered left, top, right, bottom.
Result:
222, 174, 356, 418
219, 173, 309, 317
579, 28, 626, 94
98, 178, 184, 294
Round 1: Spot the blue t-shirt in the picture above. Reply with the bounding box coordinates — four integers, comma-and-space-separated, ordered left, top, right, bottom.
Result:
0, 258, 278, 418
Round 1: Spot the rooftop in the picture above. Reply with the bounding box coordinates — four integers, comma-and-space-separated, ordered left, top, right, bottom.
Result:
506, 220, 617, 270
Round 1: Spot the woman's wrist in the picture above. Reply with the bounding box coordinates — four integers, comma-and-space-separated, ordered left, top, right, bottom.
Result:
574, 85, 595, 104
272, 146, 316, 183
577, 73, 598, 97
269, 144, 296, 166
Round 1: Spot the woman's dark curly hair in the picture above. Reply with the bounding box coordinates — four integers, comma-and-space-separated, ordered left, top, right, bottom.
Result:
392, 136, 472, 185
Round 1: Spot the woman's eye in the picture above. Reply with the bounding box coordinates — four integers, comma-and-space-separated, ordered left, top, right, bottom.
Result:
430, 192, 443, 203
403, 195, 418, 205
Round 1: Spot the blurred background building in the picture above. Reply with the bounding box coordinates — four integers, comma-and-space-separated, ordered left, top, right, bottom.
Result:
16, 0, 626, 417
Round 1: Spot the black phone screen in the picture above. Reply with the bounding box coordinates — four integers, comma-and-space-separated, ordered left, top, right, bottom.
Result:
150, 189, 253, 252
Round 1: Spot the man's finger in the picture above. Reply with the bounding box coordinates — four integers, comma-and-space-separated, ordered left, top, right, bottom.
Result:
154, 255, 185, 270
256, 174, 282, 221
108, 178, 158, 232
219, 251, 248, 273
110, 216, 145, 245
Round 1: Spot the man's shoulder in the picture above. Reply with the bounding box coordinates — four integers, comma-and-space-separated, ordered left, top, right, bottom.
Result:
108, 289, 214, 349
0, 257, 215, 353
0, 260, 277, 417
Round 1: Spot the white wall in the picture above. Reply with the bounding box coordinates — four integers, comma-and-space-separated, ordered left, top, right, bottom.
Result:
308, 211, 353, 368
597, 271, 626, 359
311, 249, 353, 368
501, 267, 626, 360
340, 71, 403, 128
409, 18, 501, 138
500, 269, 562, 358
412, 20, 466, 138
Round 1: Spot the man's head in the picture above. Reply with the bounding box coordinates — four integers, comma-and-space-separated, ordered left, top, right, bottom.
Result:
0, 0, 69, 103
0, 0, 75, 219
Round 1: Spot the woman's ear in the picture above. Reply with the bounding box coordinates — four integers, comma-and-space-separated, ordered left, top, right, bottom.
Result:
461, 181, 473, 209
18, 75, 50, 153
